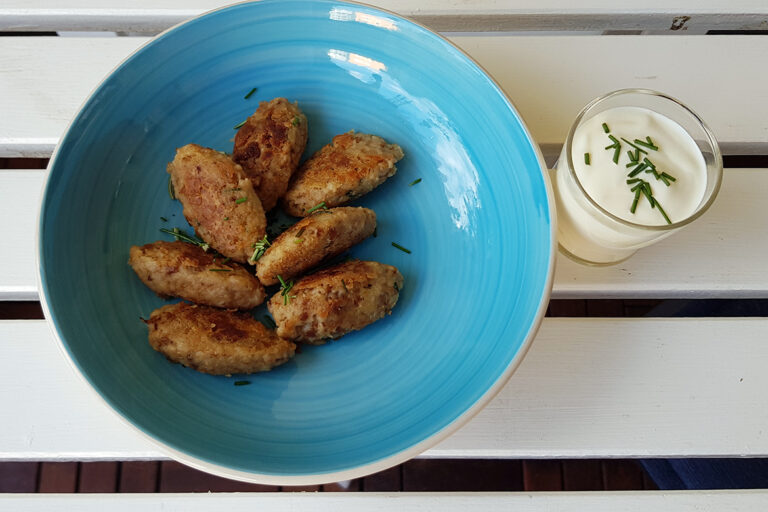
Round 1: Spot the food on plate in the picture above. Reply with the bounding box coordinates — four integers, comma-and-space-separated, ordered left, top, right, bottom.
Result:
255, 206, 377, 286
268, 260, 403, 344
167, 143, 266, 263
144, 302, 296, 375
281, 131, 404, 216
128, 240, 266, 310
233, 97, 308, 211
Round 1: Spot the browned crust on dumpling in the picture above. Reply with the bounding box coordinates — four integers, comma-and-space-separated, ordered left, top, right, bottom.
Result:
145, 302, 295, 375
267, 260, 403, 344
167, 144, 266, 263
281, 131, 403, 217
233, 98, 308, 211
256, 207, 376, 286
129, 240, 266, 309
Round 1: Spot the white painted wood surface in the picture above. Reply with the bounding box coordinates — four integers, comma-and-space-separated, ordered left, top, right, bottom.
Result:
4, 168, 767, 300
2, 0, 768, 33
3, 491, 768, 510
3, 317, 767, 460
2, 36, 768, 158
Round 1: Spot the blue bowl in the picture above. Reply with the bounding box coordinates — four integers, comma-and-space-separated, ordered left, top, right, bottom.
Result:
38, 0, 554, 484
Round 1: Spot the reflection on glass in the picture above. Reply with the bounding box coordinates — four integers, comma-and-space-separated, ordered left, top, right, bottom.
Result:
328, 49, 386, 72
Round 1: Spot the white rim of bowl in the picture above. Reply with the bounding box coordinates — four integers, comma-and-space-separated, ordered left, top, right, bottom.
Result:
36, 0, 557, 485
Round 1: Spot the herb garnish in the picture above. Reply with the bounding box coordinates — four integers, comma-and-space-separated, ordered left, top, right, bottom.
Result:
602, 122, 610, 133
248, 235, 270, 263
168, 177, 176, 199
584, 153, 591, 165
160, 216, 168, 222
234, 380, 251, 386
409, 178, 422, 186
236, 197, 247, 204
234, 120, 246, 130
244, 87, 257, 99
341, 279, 348, 292
391, 242, 411, 254
159, 227, 210, 251
277, 275, 296, 305
292, 116, 301, 126
209, 268, 232, 272
306, 202, 327, 214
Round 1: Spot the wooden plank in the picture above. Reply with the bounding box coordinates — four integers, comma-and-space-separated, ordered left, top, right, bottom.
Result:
1, 317, 767, 461
77, 462, 118, 493
361, 467, 401, 492
2, 491, 768, 510
562, 460, 604, 491
118, 461, 159, 492
1, 1, 767, 33
402, 460, 523, 491
37, 462, 77, 493
522, 460, 563, 491
602, 460, 646, 491
158, 461, 278, 492
2, 36, 768, 158
4, 168, 768, 300
0, 462, 39, 492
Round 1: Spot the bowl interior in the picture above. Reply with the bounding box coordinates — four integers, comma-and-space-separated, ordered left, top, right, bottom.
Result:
39, 0, 553, 481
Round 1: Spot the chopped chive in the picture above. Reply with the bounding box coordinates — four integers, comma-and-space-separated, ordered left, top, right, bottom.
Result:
626, 178, 641, 185
168, 177, 176, 199
634, 137, 659, 151
584, 153, 591, 165
248, 235, 270, 263
277, 275, 296, 305
661, 172, 676, 182
655, 200, 672, 224
262, 315, 276, 329
222, 257, 231, 263
620, 138, 648, 155
292, 116, 301, 126
608, 134, 619, 144
209, 268, 232, 272
341, 279, 348, 292
234, 120, 247, 130
602, 122, 610, 133
234, 380, 251, 386
409, 178, 422, 186
641, 184, 653, 204
224, 216, 230, 220
159, 227, 209, 251
630, 182, 644, 192
236, 197, 247, 204
393, 281, 400, 292
372, 226, 378, 238
391, 242, 411, 254
642, 157, 656, 169
294, 239, 303, 244
628, 163, 647, 177
306, 202, 327, 214
244, 87, 257, 99
295, 227, 306, 238
630, 188, 641, 213
160, 216, 168, 222
660, 175, 671, 186
612, 146, 621, 164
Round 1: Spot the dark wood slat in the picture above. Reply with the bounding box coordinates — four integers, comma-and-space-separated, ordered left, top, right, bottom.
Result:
362, 466, 402, 491
403, 459, 523, 491
0, 302, 44, 319
602, 460, 645, 490
119, 461, 160, 493
623, 299, 663, 317
643, 470, 660, 490
562, 460, 604, 491
0, 462, 39, 492
77, 461, 119, 493
547, 299, 587, 317
522, 460, 563, 491
586, 300, 625, 317
158, 461, 278, 492
38, 462, 78, 493
322, 480, 361, 492
0, 158, 48, 169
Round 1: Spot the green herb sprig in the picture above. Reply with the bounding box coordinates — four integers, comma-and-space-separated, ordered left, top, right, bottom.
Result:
277, 275, 296, 305
306, 202, 327, 214
159, 227, 210, 251
248, 235, 270, 263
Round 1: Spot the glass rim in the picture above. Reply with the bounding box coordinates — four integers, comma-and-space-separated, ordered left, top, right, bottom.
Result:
565, 88, 723, 231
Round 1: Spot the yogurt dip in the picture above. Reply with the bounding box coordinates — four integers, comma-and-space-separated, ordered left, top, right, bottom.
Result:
553, 106, 708, 264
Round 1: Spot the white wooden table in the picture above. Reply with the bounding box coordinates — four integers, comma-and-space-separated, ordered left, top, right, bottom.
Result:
2, 1, 768, 508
